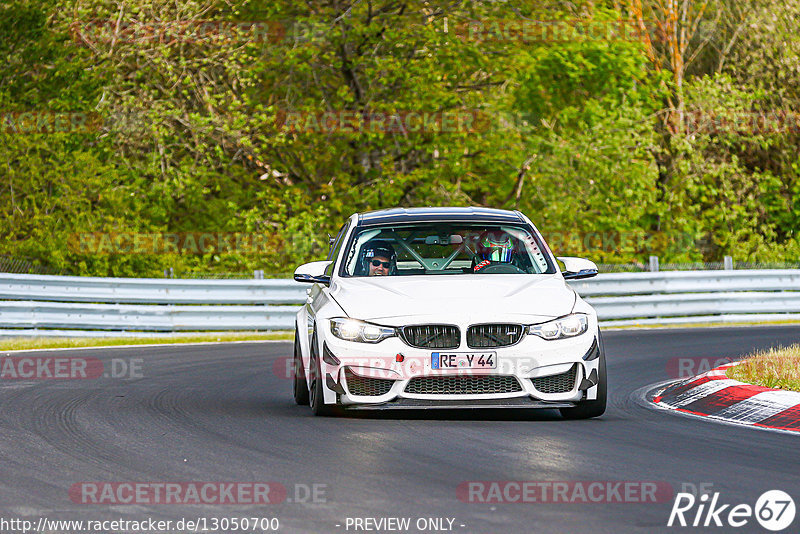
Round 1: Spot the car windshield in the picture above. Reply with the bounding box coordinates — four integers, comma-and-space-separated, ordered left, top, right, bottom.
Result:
341, 223, 555, 276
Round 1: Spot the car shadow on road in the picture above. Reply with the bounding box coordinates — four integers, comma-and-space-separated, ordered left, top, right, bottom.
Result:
347, 408, 566, 421
303, 406, 573, 422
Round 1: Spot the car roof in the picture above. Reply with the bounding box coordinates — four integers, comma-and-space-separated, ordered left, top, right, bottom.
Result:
357, 207, 524, 227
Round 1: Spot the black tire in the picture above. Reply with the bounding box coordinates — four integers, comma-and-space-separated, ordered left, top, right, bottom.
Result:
308, 331, 338, 417
292, 329, 309, 406
560, 333, 607, 420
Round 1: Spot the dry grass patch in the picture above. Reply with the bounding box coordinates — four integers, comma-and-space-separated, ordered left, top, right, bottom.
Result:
727, 345, 800, 392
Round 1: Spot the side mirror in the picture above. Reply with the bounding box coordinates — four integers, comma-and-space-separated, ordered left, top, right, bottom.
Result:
557, 256, 598, 280
294, 261, 332, 284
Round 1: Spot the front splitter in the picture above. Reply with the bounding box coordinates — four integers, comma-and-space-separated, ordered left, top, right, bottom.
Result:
344, 397, 577, 410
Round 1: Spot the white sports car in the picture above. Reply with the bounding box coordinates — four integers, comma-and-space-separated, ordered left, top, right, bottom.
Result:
292, 207, 606, 418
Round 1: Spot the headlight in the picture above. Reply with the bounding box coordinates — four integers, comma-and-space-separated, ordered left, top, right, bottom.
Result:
330, 318, 397, 343
529, 314, 589, 340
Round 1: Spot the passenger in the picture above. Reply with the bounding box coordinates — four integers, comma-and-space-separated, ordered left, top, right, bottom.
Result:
362, 240, 396, 276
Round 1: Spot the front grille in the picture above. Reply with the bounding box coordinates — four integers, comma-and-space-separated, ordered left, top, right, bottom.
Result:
467, 324, 524, 348
404, 375, 522, 395
344, 368, 394, 396
530, 365, 578, 394
401, 324, 460, 349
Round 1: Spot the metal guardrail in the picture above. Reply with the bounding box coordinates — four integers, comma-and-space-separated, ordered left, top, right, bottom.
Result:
1, 270, 799, 335
0, 274, 306, 304
0, 301, 299, 331
0, 273, 306, 335
570, 270, 800, 296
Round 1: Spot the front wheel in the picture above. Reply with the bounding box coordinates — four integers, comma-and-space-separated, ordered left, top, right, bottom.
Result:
308, 332, 338, 417
292, 330, 309, 406
560, 337, 607, 420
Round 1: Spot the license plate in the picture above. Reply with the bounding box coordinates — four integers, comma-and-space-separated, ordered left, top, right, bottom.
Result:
431, 352, 497, 369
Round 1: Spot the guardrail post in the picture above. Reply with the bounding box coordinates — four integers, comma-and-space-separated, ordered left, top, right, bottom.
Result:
254, 270, 264, 279
724, 256, 733, 270
648, 255, 659, 272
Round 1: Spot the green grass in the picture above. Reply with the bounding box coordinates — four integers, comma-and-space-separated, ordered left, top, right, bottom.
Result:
0, 331, 293, 351
727, 344, 800, 392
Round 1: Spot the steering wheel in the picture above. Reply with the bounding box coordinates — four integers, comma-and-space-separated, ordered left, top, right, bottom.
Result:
476, 262, 526, 274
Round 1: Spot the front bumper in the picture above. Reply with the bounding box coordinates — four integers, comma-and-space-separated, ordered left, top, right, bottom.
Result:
318, 327, 601, 408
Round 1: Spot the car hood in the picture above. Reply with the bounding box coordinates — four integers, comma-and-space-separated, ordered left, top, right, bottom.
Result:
329, 274, 576, 324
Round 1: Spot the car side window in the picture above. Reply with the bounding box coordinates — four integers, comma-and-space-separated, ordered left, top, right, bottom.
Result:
325, 222, 349, 276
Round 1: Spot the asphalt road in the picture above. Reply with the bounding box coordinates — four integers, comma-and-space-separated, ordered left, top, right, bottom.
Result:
1, 326, 799, 534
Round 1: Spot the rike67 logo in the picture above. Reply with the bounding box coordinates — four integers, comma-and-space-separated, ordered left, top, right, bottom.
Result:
668, 490, 795, 531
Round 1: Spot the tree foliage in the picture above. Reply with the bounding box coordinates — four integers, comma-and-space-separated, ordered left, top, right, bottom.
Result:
1, 0, 798, 276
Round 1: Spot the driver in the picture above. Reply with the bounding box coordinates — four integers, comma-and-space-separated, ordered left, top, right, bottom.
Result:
362, 239, 396, 276
473, 230, 515, 272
